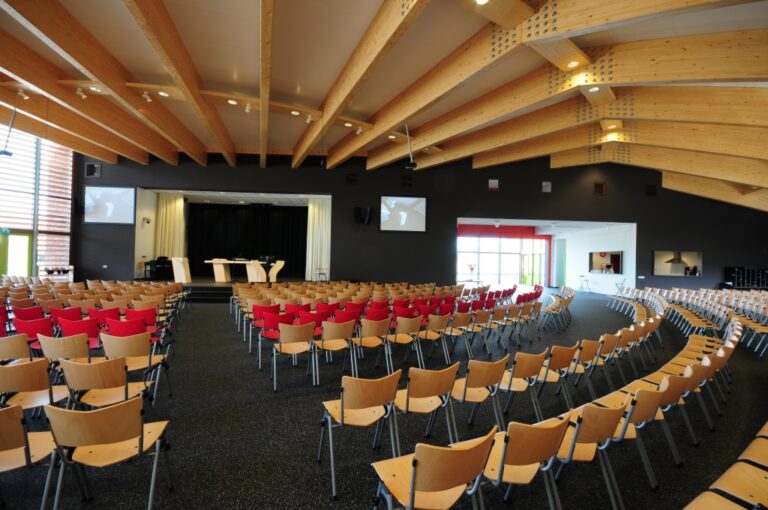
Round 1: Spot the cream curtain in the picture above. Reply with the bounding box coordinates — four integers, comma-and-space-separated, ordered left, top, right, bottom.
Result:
305, 197, 332, 281
155, 193, 185, 258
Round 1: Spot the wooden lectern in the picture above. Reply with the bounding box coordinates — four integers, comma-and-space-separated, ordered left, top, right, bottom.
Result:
171, 257, 191, 283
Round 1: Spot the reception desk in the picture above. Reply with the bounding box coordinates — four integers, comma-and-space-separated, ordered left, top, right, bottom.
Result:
204, 259, 269, 283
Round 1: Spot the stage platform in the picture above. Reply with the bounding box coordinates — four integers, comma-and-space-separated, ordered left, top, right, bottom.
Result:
182, 276, 304, 303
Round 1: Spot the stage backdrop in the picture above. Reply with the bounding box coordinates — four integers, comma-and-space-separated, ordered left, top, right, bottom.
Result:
186, 203, 307, 278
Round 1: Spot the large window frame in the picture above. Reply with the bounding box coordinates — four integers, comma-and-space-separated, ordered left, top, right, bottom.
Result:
0, 126, 73, 277
457, 235, 548, 288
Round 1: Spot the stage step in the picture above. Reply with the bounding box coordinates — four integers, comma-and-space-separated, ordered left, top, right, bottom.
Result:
185, 284, 231, 303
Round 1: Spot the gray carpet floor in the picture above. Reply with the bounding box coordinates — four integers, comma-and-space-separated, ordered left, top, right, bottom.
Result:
5, 292, 767, 509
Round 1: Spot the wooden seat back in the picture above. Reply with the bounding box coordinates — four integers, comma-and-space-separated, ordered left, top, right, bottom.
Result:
503, 415, 571, 466
0, 405, 26, 451
510, 350, 547, 379
360, 317, 390, 338
548, 343, 579, 372
395, 316, 422, 335
342, 369, 401, 410
576, 403, 626, 445
0, 358, 50, 392
0, 334, 31, 361
101, 332, 151, 359
408, 363, 460, 399
277, 322, 314, 344
39, 334, 89, 361
45, 396, 143, 448
321, 320, 355, 341
466, 354, 509, 389
60, 357, 126, 391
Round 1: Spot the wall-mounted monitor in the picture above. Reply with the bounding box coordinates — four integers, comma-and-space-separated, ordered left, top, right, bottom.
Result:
653, 250, 703, 276
589, 251, 623, 274
380, 196, 426, 232
84, 186, 136, 224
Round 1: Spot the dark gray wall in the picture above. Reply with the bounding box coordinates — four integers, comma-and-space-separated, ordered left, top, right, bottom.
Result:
71, 153, 768, 288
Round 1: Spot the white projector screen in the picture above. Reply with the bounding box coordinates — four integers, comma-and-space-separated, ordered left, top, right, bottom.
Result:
380, 196, 426, 232
84, 186, 136, 224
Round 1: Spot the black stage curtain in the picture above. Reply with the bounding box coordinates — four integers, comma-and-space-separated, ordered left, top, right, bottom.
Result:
187, 203, 307, 278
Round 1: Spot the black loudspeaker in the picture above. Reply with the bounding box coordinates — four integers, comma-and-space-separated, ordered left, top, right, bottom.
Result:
354, 207, 372, 225
85, 163, 101, 178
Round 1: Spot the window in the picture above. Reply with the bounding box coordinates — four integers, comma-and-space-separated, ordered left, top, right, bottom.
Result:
457, 235, 547, 288
0, 126, 73, 276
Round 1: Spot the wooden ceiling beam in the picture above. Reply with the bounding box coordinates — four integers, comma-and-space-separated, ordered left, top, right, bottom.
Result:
661, 171, 768, 213
0, 28, 178, 165
521, 0, 758, 44
459, 0, 534, 27
326, 21, 524, 168
292, 0, 430, 169
0, 104, 117, 163
366, 29, 768, 170
0, 87, 148, 164
550, 146, 607, 168
124, 0, 236, 167
259, 0, 273, 168
0, 0, 206, 165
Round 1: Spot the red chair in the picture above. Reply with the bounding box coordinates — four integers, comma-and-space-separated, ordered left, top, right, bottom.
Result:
50, 307, 82, 326
258, 312, 293, 370
412, 298, 427, 307
485, 298, 497, 309
343, 301, 365, 314
12, 306, 44, 321
456, 301, 471, 313
444, 295, 457, 305
393, 306, 416, 319
438, 302, 455, 316
297, 311, 325, 337
369, 300, 389, 310
13, 317, 53, 350
470, 299, 484, 311
479, 292, 488, 301
316, 302, 340, 315
87, 307, 120, 329
106, 317, 147, 338
333, 309, 361, 324
59, 318, 101, 350
427, 297, 442, 308
0, 306, 7, 336
285, 303, 311, 320
365, 307, 390, 322
125, 308, 157, 334
393, 299, 410, 308
248, 304, 281, 354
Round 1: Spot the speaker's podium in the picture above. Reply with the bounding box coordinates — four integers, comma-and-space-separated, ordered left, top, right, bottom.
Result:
171, 257, 191, 284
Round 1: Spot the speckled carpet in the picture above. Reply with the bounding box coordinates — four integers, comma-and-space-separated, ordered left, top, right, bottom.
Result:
5, 293, 767, 509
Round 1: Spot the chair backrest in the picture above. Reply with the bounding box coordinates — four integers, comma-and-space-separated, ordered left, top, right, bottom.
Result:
13, 317, 53, 340
277, 322, 314, 344
106, 318, 147, 337
395, 315, 422, 335
360, 317, 390, 337
131, 300, 158, 311
12, 305, 44, 320
262, 312, 293, 331
60, 318, 100, 339
408, 362, 460, 399
39, 333, 89, 361
474, 309, 492, 324
39, 298, 64, 314
425, 314, 450, 331
600, 333, 621, 355
69, 299, 96, 313
502, 414, 571, 467
341, 369, 401, 410
510, 349, 547, 380
88, 307, 120, 326
466, 354, 510, 389
365, 307, 390, 321
10, 298, 36, 309
411, 426, 496, 494
0, 358, 50, 393
50, 307, 82, 324
101, 332, 152, 359
548, 343, 579, 371
321, 320, 355, 340
626, 389, 664, 425
60, 357, 127, 391
125, 308, 156, 326
577, 339, 602, 364
45, 396, 143, 448
333, 309, 360, 323
575, 403, 626, 444
0, 334, 31, 361
452, 311, 472, 328
0, 405, 26, 452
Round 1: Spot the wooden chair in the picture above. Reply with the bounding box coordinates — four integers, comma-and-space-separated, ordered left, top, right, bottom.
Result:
484, 414, 571, 508
313, 320, 355, 383
500, 349, 548, 420
0, 358, 68, 410
394, 363, 461, 443
372, 425, 497, 510
556, 403, 628, 510
571, 339, 604, 400
0, 404, 55, 506
38, 333, 92, 364
443, 311, 473, 359
43, 397, 172, 509
416, 314, 452, 364
59, 357, 150, 409
101, 332, 169, 405
537, 343, 580, 410
271, 322, 314, 392
318, 370, 402, 498
384, 316, 424, 372
0, 333, 33, 363
451, 354, 509, 433
351, 317, 390, 373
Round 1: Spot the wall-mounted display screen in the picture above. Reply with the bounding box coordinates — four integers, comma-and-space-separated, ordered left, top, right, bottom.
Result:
589, 251, 623, 274
380, 196, 426, 232
84, 186, 136, 224
653, 250, 703, 276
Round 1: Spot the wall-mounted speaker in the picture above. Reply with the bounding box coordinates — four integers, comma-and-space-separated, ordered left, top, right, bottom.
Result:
354, 206, 372, 225
85, 163, 101, 178
594, 182, 607, 195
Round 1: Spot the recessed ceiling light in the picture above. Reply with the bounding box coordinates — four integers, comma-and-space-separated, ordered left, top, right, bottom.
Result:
475, 0, 489, 5
290, 110, 300, 116
588, 86, 600, 93
238, 200, 246, 204
158, 91, 170, 98
88, 85, 101, 92
567, 61, 579, 69
344, 122, 352, 127
227, 99, 238, 105
607, 124, 617, 129
388, 134, 396, 140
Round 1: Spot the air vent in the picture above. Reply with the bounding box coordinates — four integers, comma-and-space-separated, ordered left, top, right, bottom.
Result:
85, 163, 101, 178
594, 182, 607, 195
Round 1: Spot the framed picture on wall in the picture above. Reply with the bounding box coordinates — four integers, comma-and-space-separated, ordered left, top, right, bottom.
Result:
653, 250, 703, 276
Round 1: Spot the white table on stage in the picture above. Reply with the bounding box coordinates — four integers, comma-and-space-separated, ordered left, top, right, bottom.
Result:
204, 259, 271, 283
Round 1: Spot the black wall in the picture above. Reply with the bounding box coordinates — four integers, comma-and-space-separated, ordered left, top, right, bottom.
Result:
71, 153, 768, 288
186, 203, 307, 278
